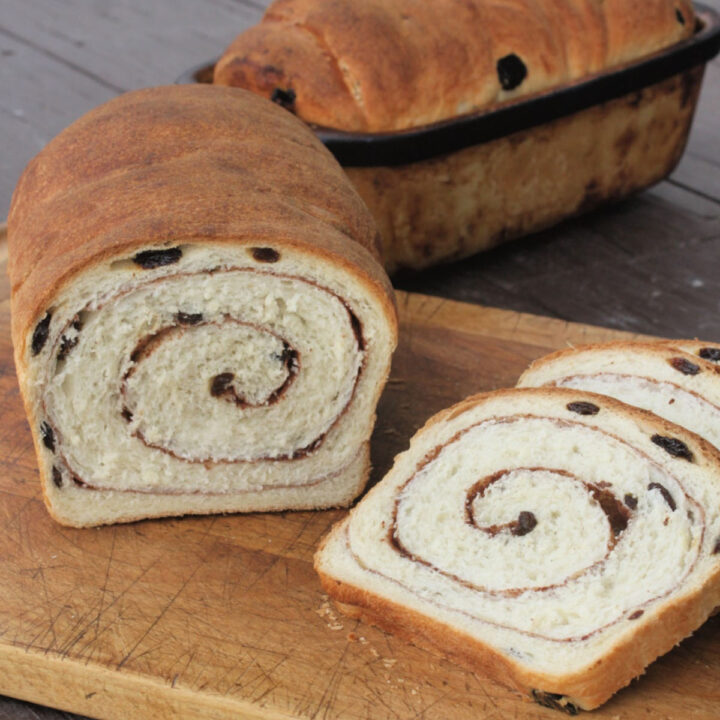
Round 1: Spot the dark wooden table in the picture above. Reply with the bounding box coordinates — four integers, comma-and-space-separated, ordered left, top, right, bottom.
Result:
1, 1, 719, 718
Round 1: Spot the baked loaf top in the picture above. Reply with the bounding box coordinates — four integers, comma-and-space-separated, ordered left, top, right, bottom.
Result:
315, 387, 720, 710
214, 0, 696, 132
8, 84, 392, 358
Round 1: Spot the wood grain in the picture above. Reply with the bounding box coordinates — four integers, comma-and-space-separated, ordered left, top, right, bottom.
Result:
1, 256, 719, 719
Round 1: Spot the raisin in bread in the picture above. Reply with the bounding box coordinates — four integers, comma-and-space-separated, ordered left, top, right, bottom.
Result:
214, 0, 695, 132
314, 388, 720, 711
518, 341, 720, 451
7, 85, 397, 527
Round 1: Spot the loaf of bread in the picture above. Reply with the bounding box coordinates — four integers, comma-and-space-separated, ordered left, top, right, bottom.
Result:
7, 85, 397, 527
214, 0, 695, 132
518, 341, 720, 451
315, 388, 720, 711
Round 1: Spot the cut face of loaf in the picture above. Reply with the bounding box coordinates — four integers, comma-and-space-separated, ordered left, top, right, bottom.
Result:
518, 341, 720, 451
315, 388, 720, 711
8, 86, 397, 527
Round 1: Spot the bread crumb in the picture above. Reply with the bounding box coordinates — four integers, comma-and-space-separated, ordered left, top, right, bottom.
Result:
347, 632, 358, 642
316, 598, 343, 630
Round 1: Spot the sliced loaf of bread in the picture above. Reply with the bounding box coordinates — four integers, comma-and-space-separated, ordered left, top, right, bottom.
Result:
315, 388, 720, 711
8, 86, 397, 527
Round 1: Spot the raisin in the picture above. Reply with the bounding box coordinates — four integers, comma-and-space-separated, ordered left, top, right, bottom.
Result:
624, 493, 638, 510
676, 8, 685, 24
648, 482, 677, 511
250, 247, 280, 263
566, 401, 600, 416
32, 312, 52, 355
40, 422, 55, 452
590, 486, 629, 537
512, 511, 537, 537
629, 609, 644, 620
713, 536, 720, 554
121, 407, 133, 422
497, 54, 527, 91
531, 690, 579, 715
669, 357, 700, 375
210, 372, 235, 397
52, 466, 63, 488
651, 434, 693, 461
57, 335, 79, 362
176, 312, 203, 325
699, 347, 720, 362
270, 87, 296, 110
132, 247, 182, 268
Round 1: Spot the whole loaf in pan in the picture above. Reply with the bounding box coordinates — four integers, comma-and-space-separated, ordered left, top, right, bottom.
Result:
214, 0, 701, 271
7, 85, 397, 527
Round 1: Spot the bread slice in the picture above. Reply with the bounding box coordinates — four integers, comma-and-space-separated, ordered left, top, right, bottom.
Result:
518, 341, 720, 451
665, 339, 720, 366
314, 387, 720, 711
7, 86, 397, 527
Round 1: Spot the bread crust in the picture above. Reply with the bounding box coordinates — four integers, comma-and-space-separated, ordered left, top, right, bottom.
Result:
659, 339, 720, 365
214, 0, 695, 132
7, 85, 396, 359
519, 340, 720, 385
316, 555, 720, 710
315, 387, 720, 710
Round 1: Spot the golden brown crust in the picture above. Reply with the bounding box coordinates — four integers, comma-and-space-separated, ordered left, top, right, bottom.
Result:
518, 340, 720, 388
659, 339, 720, 364
314, 386, 720, 709
7, 85, 396, 358
214, 0, 695, 132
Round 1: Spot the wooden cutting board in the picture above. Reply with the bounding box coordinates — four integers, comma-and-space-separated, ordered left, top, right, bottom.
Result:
0, 240, 718, 720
